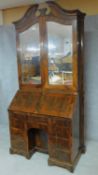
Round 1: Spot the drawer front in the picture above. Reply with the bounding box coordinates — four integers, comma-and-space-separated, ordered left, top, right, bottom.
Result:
50, 118, 71, 128
10, 117, 25, 129
9, 112, 26, 129
11, 135, 26, 150
27, 115, 48, 124
27, 116, 48, 131
10, 128, 27, 153
49, 147, 71, 162
9, 112, 26, 120
55, 150, 70, 162
48, 136, 72, 151
48, 136, 72, 162
49, 118, 72, 139
10, 127, 25, 136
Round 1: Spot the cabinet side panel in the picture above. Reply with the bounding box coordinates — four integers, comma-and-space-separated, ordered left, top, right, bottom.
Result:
72, 97, 79, 160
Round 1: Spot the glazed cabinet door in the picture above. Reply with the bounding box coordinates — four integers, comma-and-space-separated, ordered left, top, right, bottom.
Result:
17, 23, 42, 86
45, 17, 78, 91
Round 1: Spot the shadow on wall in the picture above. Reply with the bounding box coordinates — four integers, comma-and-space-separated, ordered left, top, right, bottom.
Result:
84, 15, 98, 141
0, 25, 19, 125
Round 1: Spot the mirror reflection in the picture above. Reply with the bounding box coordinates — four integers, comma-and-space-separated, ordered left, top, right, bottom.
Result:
47, 22, 73, 85
18, 23, 41, 84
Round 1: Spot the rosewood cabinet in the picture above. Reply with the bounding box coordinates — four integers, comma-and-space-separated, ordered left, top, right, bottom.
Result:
8, 1, 86, 172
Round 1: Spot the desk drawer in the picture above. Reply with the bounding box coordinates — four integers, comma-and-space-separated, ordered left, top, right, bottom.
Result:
49, 118, 72, 138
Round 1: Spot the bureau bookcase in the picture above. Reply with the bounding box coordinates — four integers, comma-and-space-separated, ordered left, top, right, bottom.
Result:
8, 1, 86, 172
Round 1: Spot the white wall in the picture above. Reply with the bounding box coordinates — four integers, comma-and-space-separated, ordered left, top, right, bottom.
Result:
0, 16, 98, 141
0, 25, 19, 124
84, 15, 98, 141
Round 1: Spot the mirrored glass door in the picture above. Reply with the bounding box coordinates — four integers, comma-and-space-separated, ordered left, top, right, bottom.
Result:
18, 23, 41, 84
47, 22, 73, 85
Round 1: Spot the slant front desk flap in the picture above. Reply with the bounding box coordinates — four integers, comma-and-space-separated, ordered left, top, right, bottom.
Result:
9, 90, 77, 119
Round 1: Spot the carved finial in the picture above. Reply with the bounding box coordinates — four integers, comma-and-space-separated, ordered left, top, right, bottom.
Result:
36, 2, 51, 17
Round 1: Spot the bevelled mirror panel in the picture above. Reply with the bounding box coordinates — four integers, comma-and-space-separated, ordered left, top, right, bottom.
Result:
47, 22, 73, 85
18, 23, 41, 84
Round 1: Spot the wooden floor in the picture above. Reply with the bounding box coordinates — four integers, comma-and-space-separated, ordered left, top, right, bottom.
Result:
0, 124, 98, 175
